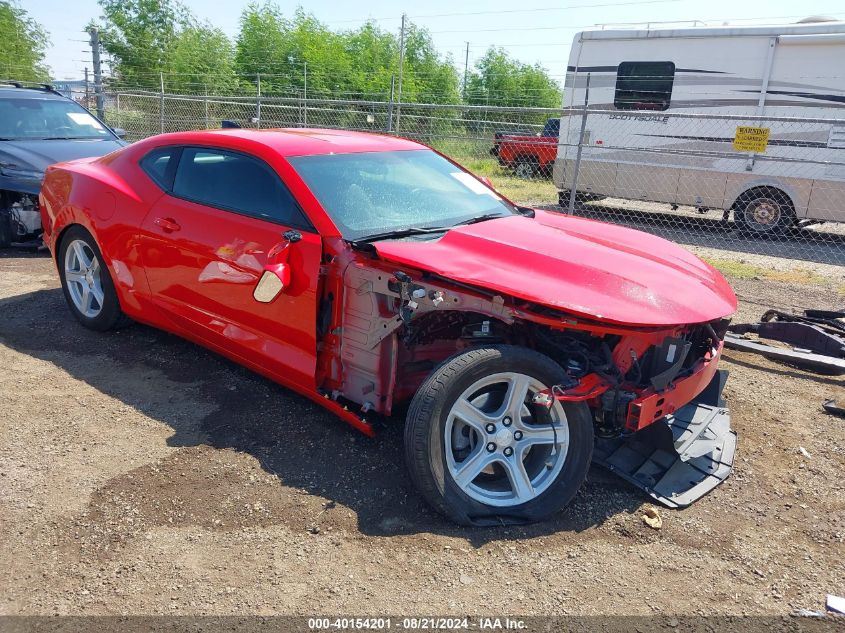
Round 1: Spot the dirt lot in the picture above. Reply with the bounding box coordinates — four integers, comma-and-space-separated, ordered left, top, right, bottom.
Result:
0, 251, 843, 617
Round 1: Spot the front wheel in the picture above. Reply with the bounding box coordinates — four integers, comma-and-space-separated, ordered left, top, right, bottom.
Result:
404, 346, 594, 526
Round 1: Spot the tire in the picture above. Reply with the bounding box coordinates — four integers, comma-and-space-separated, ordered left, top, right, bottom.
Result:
57, 225, 128, 331
557, 190, 606, 207
513, 157, 539, 179
0, 209, 11, 247
734, 187, 795, 236
404, 345, 594, 526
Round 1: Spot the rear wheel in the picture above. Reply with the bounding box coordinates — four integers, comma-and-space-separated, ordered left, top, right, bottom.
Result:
734, 188, 795, 236
513, 157, 539, 179
404, 345, 594, 526
58, 226, 127, 331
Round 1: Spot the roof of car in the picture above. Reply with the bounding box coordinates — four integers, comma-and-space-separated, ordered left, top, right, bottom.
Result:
154, 127, 428, 157
0, 84, 68, 100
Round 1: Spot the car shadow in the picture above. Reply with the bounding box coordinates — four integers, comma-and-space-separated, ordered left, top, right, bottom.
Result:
542, 203, 845, 266
0, 287, 645, 544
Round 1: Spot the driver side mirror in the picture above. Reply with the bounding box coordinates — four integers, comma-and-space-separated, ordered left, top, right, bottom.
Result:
253, 229, 301, 303
479, 176, 494, 189
253, 263, 290, 303
112, 127, 127, 140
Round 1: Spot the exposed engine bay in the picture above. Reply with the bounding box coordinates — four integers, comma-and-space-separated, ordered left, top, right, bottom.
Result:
0, 191, 41, 247
311, 257, 736, 508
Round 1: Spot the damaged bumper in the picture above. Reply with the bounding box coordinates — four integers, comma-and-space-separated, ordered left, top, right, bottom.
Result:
592, 369, 736, 508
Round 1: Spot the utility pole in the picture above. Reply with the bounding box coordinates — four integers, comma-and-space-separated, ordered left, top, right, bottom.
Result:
396, 13, 406, 133
87, 27, 105, 120
463, 42, 470, 101
386, 75, 395, 133
84, 67, 90, 109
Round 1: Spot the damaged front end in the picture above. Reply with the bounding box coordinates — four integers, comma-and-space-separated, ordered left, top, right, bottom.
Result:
0, 191, 41, 247
324, 247, 737, 509
531, 318, 736, 508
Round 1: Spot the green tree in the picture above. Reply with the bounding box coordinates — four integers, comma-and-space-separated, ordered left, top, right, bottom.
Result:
342, 22, 396, 99
96, 0, 183, 90
235, 4, 459, 102
234, 2, 291, 94
0, 1, 49, 82
398, 25, 459, 104
466, 47, 561, 108
170, 23, 237, 94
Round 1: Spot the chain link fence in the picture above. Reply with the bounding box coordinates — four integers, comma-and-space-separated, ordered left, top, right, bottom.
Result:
98, 87, 845, 268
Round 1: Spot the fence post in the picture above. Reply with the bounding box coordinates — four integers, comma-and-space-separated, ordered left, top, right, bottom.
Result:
303, 62, 308, 128
396, 13, 406, 133
568, 73, 591, 214
386, 75, 395, 133
116, 92, 120, 130
204, 85, 209, 129
256, 73, 262, 129
159, 72, 165, 134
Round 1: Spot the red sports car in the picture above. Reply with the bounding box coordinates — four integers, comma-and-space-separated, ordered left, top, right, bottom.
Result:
40, 128, 737, 525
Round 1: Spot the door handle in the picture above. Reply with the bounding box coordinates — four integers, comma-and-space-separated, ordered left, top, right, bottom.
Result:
154, 217, 181, 232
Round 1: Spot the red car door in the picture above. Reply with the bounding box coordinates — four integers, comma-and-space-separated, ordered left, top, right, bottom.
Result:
137, 146, 322, 389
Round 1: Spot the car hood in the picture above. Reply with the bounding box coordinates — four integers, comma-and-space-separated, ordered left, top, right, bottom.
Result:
0, 138, 123, 173
373, 210, 737, 327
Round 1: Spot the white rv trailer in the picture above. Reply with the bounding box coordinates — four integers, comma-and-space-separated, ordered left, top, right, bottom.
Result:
553, 20, 845, 233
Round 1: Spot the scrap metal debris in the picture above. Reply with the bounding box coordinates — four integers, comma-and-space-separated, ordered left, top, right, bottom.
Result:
827, 594, 845, 615
823, 399, 845, 418
725, 308, 845, 375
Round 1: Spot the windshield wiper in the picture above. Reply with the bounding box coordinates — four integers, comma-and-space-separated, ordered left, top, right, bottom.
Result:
450, 212, 511, 227
350, 212, 515, 248
350, 226, 449, 246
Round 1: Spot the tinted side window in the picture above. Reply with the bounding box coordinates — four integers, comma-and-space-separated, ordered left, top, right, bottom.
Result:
140, 147, 179, 190
614, 61, 675, 111
172, 147, 310, 228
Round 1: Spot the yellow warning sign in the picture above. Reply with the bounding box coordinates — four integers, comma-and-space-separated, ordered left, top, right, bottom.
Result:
733, 126, 770, 153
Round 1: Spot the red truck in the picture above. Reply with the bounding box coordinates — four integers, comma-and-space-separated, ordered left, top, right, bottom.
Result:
491, 118, 559, 178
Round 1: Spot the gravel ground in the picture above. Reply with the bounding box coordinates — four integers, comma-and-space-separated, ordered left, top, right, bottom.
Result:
0, 251, 843, 617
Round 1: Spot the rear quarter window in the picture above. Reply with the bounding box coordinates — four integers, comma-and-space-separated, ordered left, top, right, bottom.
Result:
140, 147, 179, 190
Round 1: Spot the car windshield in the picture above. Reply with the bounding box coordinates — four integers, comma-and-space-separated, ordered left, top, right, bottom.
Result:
287, 149, 516, 241
0, 97, 113, 140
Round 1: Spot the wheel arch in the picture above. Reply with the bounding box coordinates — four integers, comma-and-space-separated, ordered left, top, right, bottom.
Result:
727, 177, 809, 217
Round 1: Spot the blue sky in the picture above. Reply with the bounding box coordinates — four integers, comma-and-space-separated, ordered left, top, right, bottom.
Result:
22, 0, 845, 81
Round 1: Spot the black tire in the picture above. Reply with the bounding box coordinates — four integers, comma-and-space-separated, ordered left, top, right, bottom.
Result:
513, 156, 539, 179
0, 209, 11, 247
404, 345, 594, 526
734, 187, 795, 236
57, 225, 128, 331
557, 190, 606, 207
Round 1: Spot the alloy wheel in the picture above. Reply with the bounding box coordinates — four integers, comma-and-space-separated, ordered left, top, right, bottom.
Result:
444, 372, 569, 507
64, 239, 105, 318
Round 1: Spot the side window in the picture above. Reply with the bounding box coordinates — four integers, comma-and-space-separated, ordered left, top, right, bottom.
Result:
140, 147, 179, 190
172, 147, 311, 228
614, 61, 675, 111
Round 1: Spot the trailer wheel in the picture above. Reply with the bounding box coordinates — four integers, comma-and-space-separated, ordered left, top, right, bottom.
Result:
404, 345, 594, 526
513, 157, 539, 179
734, 187, 795, 236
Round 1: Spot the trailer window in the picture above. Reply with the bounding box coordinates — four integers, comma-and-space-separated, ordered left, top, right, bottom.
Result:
614, 61, 675, 111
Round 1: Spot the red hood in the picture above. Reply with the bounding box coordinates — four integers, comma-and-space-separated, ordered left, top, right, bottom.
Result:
373, 210, 737, 327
